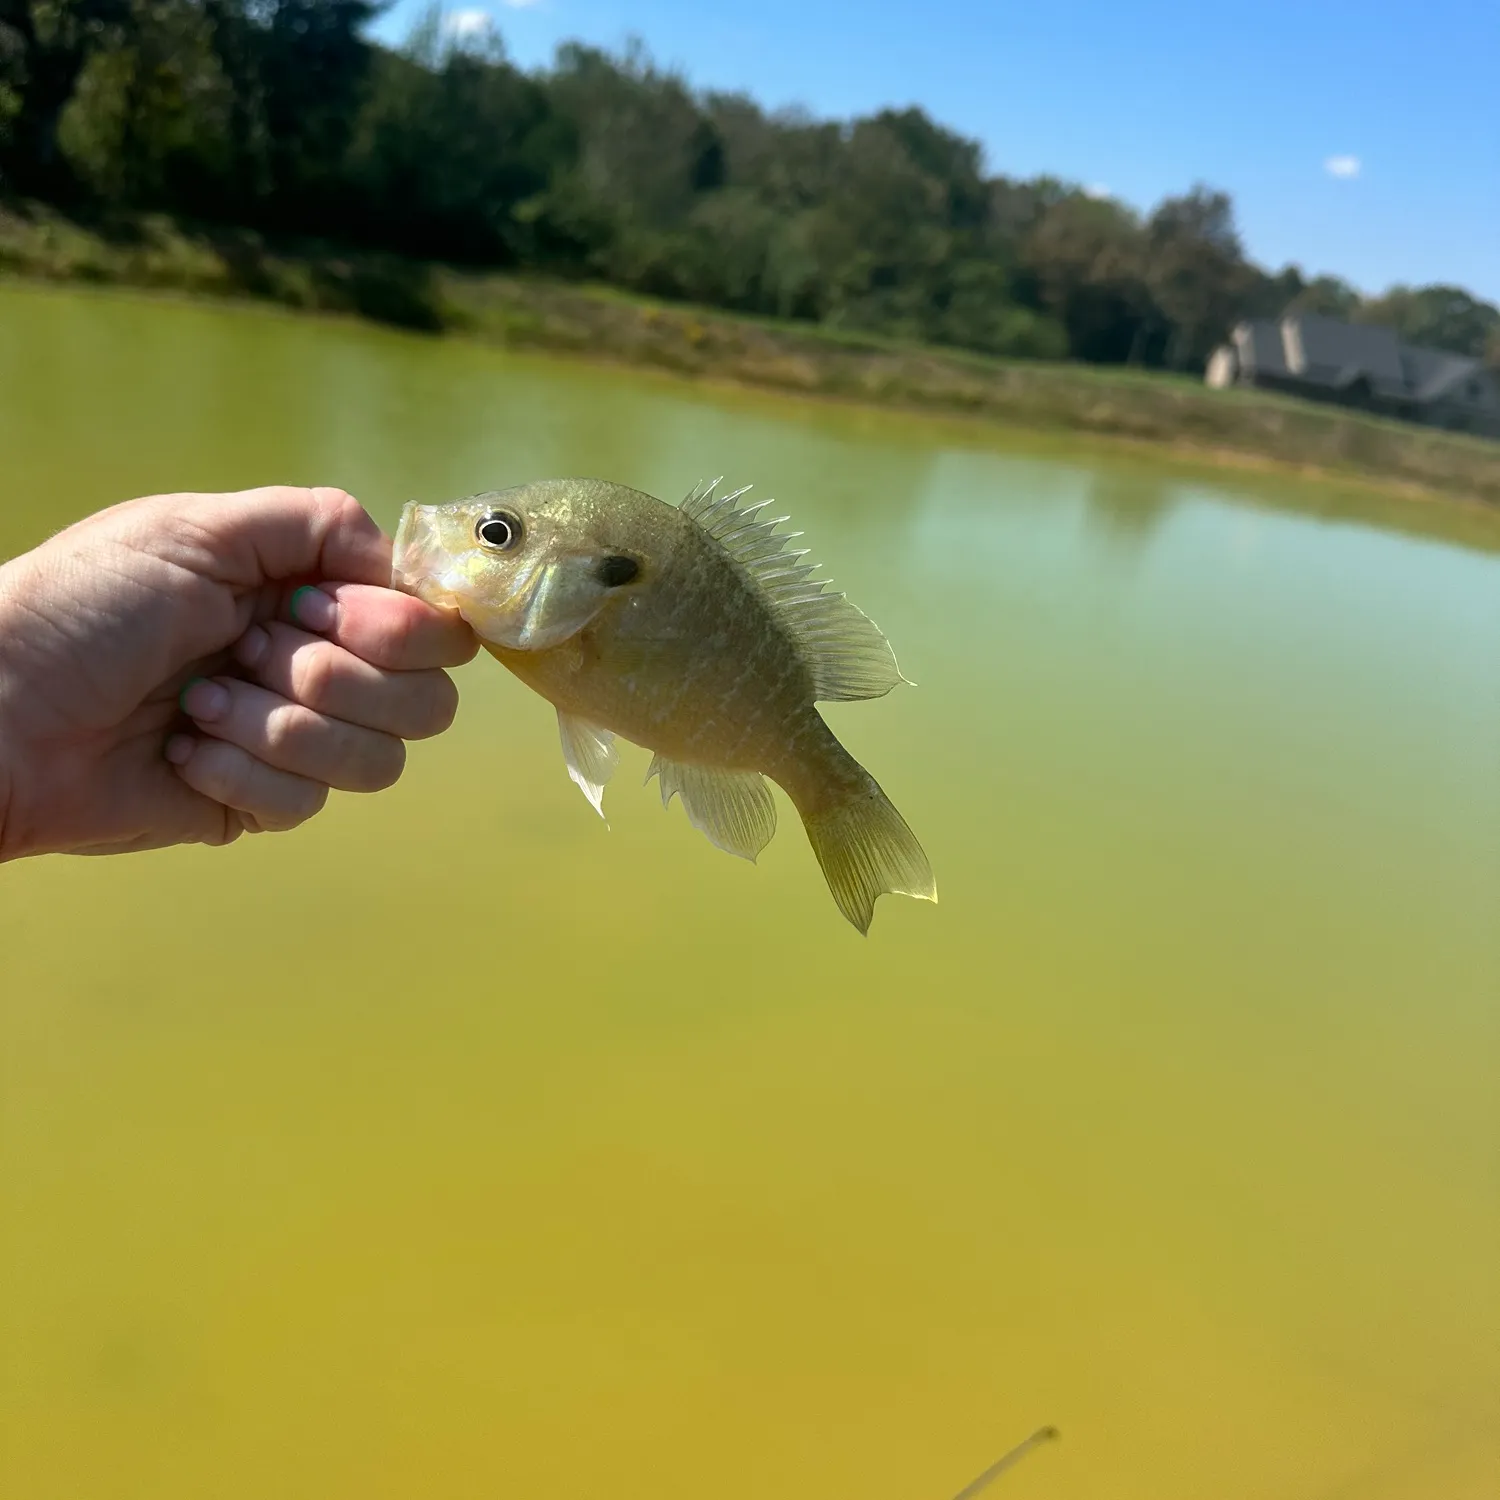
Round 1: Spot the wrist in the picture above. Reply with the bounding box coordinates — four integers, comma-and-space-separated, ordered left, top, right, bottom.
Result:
0, 738, 10, 864
0, 562, 29, 862
0, 739, 11, 863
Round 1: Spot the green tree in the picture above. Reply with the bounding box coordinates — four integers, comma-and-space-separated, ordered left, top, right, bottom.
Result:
1356, 284, 1500, 357
250, 0, 379, 226
1283, 273, 1362, 319
534, 39, 717, 291
799, 114, 952, 335
345, 8, 558, 262
0, 0, 133, 193
1142, 186, 1249, 371
2, 1, 1492, 384
1022, 192, 1148, 363
57, 0, 233, 205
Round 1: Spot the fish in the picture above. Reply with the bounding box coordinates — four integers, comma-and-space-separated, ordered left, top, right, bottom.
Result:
391, 477, 936, 933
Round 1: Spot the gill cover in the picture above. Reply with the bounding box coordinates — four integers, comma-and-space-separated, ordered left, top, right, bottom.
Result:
468, 552, 615, 651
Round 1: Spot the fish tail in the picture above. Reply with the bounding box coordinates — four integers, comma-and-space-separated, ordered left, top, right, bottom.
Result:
793, 739, 936, 935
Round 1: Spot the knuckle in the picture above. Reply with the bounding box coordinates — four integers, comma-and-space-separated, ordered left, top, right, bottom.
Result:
201, 808, 245, 847
291, 781, 331, 823
429, 674, 461, 734
357, 737, 406, 793
312, 486, 362, 529
206, 742, 253, 804
187, 739, 326, 829
290, 640, 341, 707
379, 604, 422, 666
191, 742, 256, 810
261, 702, 319, 761
408, 673, 460, 738
450, 627, 481, 666
254, 778, 327, 832
315, 487, 376, 555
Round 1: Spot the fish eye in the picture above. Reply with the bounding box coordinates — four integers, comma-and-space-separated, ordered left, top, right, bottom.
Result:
475, 510, 523, 551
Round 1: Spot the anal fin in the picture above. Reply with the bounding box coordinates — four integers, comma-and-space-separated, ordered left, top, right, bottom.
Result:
558, 711, 618, 819
646, 755, 778, 863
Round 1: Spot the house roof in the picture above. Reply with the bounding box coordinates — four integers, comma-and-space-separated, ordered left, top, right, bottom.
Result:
1289, 314, 1405, 386
1400, 345, 1486, 401
1230, 314, 1489, 404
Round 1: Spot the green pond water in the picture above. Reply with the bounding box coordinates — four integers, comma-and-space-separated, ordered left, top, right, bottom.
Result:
2, 282, 1498, 1500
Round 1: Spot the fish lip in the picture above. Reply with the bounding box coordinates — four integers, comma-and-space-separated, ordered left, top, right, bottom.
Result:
392, 502, 419, 563
390, 504, 476, 623
391, 502, 441, 598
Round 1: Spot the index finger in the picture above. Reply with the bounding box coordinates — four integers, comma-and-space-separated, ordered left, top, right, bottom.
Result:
289, 581, 479, 670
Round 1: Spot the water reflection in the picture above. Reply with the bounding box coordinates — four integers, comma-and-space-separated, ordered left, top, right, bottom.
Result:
1079, 467, 1179, 558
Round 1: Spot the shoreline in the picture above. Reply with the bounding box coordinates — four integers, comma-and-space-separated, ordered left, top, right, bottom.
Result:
5, 202, 1499, 511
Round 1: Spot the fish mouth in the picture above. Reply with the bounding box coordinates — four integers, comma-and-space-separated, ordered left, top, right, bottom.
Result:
390, 502, 427, 590
391, 503, 459, 609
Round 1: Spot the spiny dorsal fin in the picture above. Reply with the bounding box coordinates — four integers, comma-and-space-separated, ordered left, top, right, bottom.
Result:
678, 478, 909, 703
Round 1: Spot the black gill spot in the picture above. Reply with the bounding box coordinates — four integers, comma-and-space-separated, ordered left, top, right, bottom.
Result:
597, 554, 640, 588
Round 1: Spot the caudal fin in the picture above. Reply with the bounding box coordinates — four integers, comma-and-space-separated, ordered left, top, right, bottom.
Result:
801, 780, 937, 935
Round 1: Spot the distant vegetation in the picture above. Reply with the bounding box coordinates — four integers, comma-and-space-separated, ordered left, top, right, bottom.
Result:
3, 0, 1498, 377
5, 205, 1499, 509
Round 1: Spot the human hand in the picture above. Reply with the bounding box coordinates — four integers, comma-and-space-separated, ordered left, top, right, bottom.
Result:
0, 486, 478, 859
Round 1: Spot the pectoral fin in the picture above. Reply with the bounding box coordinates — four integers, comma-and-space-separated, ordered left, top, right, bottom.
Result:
558, 711, 618, 819
646, 755, 778, 863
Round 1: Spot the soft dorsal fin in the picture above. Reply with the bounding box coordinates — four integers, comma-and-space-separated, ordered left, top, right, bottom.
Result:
679, 479, 909, 703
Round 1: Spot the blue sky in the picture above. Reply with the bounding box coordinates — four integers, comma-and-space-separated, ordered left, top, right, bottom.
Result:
371, 0, 1500, 302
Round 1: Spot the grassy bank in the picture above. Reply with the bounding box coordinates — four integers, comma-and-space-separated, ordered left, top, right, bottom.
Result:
5, 201, 1499, 507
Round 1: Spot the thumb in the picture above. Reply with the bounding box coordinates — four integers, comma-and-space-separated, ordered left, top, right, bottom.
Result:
139, 486, 394, 589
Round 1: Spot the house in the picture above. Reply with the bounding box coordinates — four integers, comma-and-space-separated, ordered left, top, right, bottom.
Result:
1205, 313, 1500, 438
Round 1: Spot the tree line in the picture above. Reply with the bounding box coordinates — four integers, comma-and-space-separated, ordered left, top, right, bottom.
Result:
3, 0, 1497, 371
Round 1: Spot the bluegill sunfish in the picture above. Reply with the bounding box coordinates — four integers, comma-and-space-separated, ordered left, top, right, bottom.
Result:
392, 478, 936, 933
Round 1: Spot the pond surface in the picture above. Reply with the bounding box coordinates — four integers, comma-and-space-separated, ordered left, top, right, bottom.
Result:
2, 282, 1498, 1500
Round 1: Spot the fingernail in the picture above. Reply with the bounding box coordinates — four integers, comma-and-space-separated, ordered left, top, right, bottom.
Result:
180, 678, 230, 722
291, 585, 336, 632
164, 734, 195, 766
235, 625, 270, 668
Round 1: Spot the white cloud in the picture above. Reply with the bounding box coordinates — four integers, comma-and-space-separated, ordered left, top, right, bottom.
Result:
444, 8, 491, 35
1324, 155, 1361, 179
1083, 183, 1111, 200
